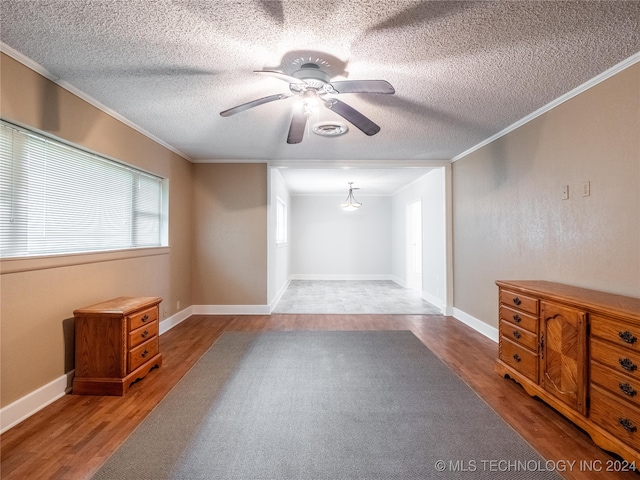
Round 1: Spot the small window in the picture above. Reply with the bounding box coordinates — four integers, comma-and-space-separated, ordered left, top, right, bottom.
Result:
0, 120, 166, 258
276, 197, 287, 245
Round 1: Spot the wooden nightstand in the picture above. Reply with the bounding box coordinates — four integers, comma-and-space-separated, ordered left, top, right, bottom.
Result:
72, 296, 163, 395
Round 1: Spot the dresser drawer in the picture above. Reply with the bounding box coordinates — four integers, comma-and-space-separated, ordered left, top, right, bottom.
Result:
128, 306, 158, 331
128, 337, 159, 372
500, 305, 538, 334
591, 361, 640, 409
590, 384, 640, 452
591, 338, 640, 381
591, 314, 640, 353
128, 320, 158, 349
500, 337, 538, 383
500, 320, 538, 351
499, 289, 538, 316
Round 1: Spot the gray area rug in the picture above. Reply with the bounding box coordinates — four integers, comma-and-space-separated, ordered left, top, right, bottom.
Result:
93, 331, 559, 479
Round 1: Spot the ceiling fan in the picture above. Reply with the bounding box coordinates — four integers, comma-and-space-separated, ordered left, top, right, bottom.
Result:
220, 62, 395, 144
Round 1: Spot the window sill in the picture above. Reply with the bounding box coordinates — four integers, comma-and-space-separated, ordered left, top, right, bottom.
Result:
0, 247, 170, 275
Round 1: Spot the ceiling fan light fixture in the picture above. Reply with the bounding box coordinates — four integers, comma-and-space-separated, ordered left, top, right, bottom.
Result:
302, 90, 320, 115
312, 121, 348, 137
340, 182, 362, 211
291, 62, 330, 88
220, 56, 394, 144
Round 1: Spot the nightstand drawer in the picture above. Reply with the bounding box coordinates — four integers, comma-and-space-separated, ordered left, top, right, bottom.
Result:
499, 289, 538, 316
128, 320, 158, 349
128, 337, 159, 373
128, 306, 158, 331
500, 336, 538, 383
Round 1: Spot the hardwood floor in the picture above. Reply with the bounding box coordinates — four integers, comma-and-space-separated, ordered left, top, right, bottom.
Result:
1, 314, 638, 479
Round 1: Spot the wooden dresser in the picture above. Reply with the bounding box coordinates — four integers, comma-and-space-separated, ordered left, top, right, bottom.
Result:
73, 296, 163, 395
496, 281, 640, 464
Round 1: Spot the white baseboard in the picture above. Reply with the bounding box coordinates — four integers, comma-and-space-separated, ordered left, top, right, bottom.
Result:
192, 304, 271, 315
0, 370, 74, 434
159, 306, 194, 335
269, 278, 292, 312
389, 275, 407, 288
290, 274, 394, 281
452, 308, 499, 343
421, 291, 446, 314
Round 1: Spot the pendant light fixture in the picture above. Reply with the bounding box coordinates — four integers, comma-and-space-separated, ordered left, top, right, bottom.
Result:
340, 182, 362, 211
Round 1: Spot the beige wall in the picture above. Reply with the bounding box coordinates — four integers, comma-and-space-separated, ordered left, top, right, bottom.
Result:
191, 163, 268, 306
453, 63, 640, 328
0, 53, 194, 406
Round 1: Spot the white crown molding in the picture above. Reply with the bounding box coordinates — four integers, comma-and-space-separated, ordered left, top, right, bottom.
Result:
452, 52, 640, 162
0, 42, 192, 162
270, 159, 451, 168
194, 159, 451, 166
191, 158, 271, 164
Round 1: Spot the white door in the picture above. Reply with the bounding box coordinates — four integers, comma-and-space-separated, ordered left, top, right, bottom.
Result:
406, 200, 422, 291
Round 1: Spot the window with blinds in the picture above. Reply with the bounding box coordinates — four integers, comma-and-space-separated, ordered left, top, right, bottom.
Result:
276, 197, 287, 245
0, 120, 165, 259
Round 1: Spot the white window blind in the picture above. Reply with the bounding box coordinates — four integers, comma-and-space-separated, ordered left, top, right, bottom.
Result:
276, 197, 287, 244
0, 121, 164, 258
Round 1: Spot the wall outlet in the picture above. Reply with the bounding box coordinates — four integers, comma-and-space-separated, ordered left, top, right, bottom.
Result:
582, 181, 590, 197
177, 300, 181, 311
562, 185, 569, 200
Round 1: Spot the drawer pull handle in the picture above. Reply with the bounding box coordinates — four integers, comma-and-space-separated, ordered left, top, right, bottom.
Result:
512, 297, 522, 306
141, 349, 149, 358
619, 418, 637, 433
513, 314, 521, 323
141, 330, 149, 338
512, 330, 521, 339
619, 331, 638, 344
512, 353, 521, 362
619, 383, 638, 397
619, 358, 638, 372
141, 314, 149, 323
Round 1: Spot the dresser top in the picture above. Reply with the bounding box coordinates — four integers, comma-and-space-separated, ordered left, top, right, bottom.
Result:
496, 280, 640, 320
73, 296, 162, 316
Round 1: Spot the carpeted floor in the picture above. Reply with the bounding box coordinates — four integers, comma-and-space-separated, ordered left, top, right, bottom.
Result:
273, 280, 441, 314
93, 331, 559, 479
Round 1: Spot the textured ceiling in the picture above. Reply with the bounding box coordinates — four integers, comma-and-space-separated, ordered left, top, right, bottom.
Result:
1, 1, 639, 193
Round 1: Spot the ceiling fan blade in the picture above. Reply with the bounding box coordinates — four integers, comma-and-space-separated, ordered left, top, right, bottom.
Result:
219, 93, 291, 116
287, 102, 308, 144
254, 70, 307, 85
327, 80, 395, 94
324, 99, 380, 136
